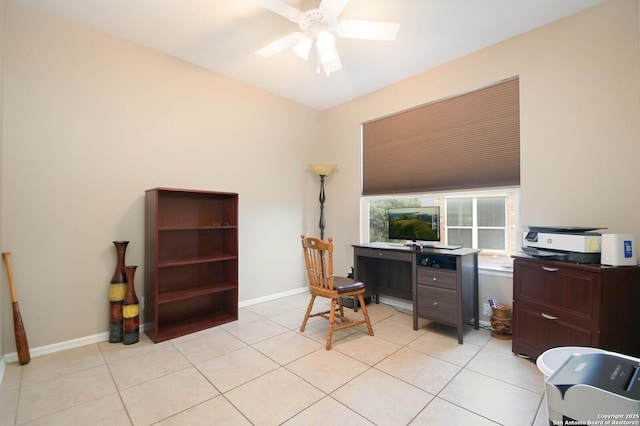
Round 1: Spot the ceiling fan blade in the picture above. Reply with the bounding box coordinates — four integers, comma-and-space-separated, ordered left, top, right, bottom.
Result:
255, 32, 304, 57
337, 20, 400, 41
319, 0, 350, 17
254, 0, 304, 23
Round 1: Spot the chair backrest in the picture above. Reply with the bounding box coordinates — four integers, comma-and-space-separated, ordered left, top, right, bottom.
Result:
301, 235, 334, 293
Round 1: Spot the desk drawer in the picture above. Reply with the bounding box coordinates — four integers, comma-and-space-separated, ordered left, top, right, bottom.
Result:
416, 285, 456, 324
417, 267, 456, 290
354, 248, 412, 262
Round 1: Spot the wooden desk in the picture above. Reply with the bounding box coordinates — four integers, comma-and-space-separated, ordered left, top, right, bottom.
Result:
352, 243, 481, 344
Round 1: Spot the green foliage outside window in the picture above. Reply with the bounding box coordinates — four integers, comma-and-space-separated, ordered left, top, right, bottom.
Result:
369, 198, 421, 242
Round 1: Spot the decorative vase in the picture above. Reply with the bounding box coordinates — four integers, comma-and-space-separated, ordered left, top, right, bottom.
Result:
123, 265, 140, 345
109, 241, 129, 343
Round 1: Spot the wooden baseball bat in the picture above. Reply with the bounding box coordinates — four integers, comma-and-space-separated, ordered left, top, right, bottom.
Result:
2, 252, 31, 365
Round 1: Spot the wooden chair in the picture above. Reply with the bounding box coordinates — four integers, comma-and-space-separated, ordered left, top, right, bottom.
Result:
300, 235, 374, 350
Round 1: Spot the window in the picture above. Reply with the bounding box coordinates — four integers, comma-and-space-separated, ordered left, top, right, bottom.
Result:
447, 196, 507, 248
363, 188, 519, 266
360, 78, 520, 267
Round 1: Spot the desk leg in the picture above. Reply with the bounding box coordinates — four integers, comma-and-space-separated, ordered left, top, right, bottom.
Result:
473, 255, 479, 330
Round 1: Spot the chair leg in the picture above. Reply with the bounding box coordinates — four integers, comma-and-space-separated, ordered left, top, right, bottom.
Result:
326, 298, 337, 350
300, 294, 316, 332
357, 294, 374, 336
337, 296, 345, 321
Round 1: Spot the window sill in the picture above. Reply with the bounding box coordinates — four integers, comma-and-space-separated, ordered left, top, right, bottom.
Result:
479, 262, 513, 276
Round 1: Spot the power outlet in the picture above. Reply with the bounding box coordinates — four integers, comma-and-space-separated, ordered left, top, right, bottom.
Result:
483, 303, 492, 316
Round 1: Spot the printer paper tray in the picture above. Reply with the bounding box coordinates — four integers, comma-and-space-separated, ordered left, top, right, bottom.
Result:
521, 247, 568, 260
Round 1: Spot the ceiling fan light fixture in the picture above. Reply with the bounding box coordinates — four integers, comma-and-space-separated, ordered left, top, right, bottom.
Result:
319, 45, 342, 76
319, 44, 337, 64
293, 35, 313, 59
316, 29, 335, 50
321, 56, 342, 76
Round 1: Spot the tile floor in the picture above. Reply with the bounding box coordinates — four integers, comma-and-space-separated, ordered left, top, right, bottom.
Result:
0, 294, 550, 425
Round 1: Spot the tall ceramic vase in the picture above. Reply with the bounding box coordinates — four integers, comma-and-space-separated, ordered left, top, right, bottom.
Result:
109, 241, 129, 343
123, 265, 140, 345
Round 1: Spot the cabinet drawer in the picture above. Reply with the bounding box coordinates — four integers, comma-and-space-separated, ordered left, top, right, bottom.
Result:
514, 260, 600, 320
417, 267, 456, 290
513, 301, 595, 357
354, 248, 412, 262
416, 285, 456, 324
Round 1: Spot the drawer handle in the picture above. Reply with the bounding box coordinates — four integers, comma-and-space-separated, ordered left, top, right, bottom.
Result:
433, 302, 438, 307
542, 267, 559, 272
433, 277, 437, 281
541, 312, 558, 321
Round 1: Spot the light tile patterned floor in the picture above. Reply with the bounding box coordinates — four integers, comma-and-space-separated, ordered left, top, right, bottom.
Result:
0, 295, 550, 425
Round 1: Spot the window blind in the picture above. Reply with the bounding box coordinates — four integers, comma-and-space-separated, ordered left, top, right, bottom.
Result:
362, 77, 520, 196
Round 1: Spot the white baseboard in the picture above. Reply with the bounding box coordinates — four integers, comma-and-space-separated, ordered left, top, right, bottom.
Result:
1, 289, 310, 365
478, 319, 492, 327
2, 323, 149, 364
239, 286, 308, 308
3, 331, 109, 364
378, 295, 413, 312
0, 357, 5, 385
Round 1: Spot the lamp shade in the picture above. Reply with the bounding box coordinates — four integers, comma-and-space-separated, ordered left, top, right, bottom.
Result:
309, 163, 337, 176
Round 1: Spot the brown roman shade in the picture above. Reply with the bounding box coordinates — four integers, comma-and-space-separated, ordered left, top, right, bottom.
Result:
362, 76, 520, 196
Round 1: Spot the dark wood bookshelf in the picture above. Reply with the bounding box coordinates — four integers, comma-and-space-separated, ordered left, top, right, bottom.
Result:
145, 188, 238, 343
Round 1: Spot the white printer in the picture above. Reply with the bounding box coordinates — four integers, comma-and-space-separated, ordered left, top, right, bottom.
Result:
522, 226, 605, 264
545, 352, 640, 424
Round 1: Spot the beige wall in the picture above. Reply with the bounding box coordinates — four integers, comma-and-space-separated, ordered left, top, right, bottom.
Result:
1, 1, 321, 351
0, 0, 7, 359
2, 0, 639, 356
322, 0, 640, 277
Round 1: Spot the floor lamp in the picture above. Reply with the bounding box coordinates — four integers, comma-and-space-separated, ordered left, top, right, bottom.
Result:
309, 163, 336, 240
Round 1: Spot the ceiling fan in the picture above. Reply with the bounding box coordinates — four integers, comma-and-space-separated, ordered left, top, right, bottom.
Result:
254, 0, 400, 76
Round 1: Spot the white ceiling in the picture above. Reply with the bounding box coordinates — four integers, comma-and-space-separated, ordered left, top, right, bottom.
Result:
19, 0, 607, 110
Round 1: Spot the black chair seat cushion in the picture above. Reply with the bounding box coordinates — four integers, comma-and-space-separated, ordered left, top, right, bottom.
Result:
333, 276, 365, 294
